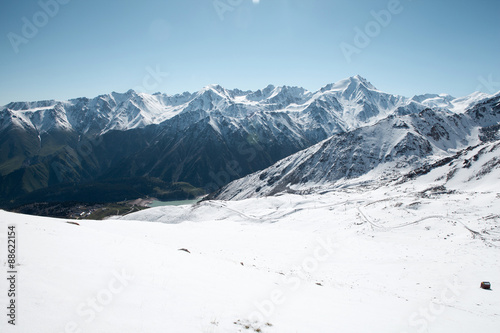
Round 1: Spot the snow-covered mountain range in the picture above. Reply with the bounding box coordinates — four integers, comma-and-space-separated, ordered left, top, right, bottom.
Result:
1, 75, 490, 136
1, 76, 498, 207
212, 92, 500, 200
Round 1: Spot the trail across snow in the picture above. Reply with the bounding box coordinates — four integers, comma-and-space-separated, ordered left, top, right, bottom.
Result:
0, 180, 499, 333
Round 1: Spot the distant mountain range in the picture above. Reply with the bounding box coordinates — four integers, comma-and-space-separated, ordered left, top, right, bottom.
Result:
1, 76, 497, 207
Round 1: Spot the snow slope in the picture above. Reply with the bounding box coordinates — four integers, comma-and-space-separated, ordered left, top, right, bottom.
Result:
212, 93, 500, 201
1, 172, 499, 332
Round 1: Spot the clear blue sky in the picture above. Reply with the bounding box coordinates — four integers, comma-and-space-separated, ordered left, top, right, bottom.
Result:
1, 0, 499, 105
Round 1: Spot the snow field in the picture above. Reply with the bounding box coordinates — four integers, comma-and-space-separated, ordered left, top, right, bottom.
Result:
1, 179, 499, 332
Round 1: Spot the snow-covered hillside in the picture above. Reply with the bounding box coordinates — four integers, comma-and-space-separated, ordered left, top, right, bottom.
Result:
212, 93, 500, 201
1, 169, 499, 332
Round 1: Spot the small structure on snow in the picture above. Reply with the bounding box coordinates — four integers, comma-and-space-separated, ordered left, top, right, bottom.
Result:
480, 282, 491, 290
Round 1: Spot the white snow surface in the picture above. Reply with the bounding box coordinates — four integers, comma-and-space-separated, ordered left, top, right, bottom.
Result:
1, 173, 499, 332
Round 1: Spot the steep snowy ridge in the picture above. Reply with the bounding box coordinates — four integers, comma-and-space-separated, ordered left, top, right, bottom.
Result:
213, 94, 500, 200
411, 93, 456, 110
311, 75, 406, 127
399, 139, 500, 193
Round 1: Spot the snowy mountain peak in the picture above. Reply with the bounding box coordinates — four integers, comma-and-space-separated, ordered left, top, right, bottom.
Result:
5, 99, 59, 112
198, 84, 233, 100
245, 84, 276, 101
412, 93, 455, 103
203, 84, 225, 92
326, 75, 378, 93
264, 84, 276, 91
353, 74, 377, 87
110, 89, 139, 104
263, 85, 311, 106
447, 91, 492, 113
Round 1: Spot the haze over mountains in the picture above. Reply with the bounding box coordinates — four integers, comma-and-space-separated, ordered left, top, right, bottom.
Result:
0, 76, 498, 208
